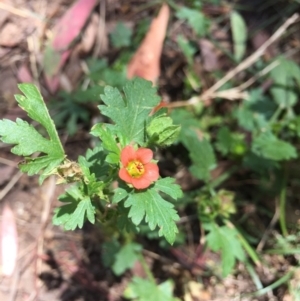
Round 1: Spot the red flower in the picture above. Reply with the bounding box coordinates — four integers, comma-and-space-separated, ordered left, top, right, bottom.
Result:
119, 145, 159, 189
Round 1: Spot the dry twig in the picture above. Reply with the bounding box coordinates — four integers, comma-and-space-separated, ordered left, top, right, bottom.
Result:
168, 13, 299, 108
34, 176, 56, 296
256, 204, 280, 252
0, 157, 17, 167
0, 2, 43, 20
0, 172, 23, 202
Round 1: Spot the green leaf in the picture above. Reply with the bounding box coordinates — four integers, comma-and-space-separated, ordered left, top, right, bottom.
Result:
185, 131, 216, 181
154, 178, 183, 200
87, 58, 127, 89
0, 84, 65, 183
78, 156, 105, 197
91, 124, 121, 163
243, 152, 279, 173
0, 119, 51, 156
271, 84, 297, 109
113, 187, 129, 203
177, 35, 196, 65
110, 22, 132, 48
146, 115, 181, 147
204, 223, 245, 277
171, 109, 216, 181
293, 116, 300, 138
101, 240, 120, 268
170, 109, 200, 138
72, 85, 104, 103
235, 89, 276, 131
112, 243, 142, 276
252, 132, 297, 161
216, 127, 232, 155
124, 278, 179, 301
176, 7, 209, 37
53, 185, 95, 230
43, 44, 61, 76
124, 189, 179, 244
216, 127, 247, 156
99, 78, 160, 145
230, 11, 247, 62
51, 89, 97, 136
116, 204, 138, 233
84, 146, 110, 180
270, 57, 300, 108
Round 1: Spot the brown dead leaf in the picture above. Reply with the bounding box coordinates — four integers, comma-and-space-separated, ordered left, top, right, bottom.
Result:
251, 29, 275, 60
0, 69, 19, 106
0, 22, 23, 47
44, 0, 97, 93
93, 0, 109, 57
0, 9, 9, 28
199, 39, 220, 72
1, 204, 18, 276
170, 245, 206, 275
51, 0, 97, 51
184, 281, 211, 301
127, 3, 170, 84
17, 64, 33, 83
0, 46, 10, 59
79, 13, 99, 54
0, 165, 15, 186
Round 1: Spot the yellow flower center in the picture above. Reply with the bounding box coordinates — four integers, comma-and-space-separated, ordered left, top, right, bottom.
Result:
126, 160, 145, 178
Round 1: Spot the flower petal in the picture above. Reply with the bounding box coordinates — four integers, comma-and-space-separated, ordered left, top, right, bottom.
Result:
119, 168, 132, 183
131, 177, 152, 189
120, 145, 136, 166
136, 148, 153, 164
144, 163, 159, 181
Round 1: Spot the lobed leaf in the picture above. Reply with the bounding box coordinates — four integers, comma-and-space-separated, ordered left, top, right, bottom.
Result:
270, 57, 300, 108
124, 277, 179, 301
90, 124, 120, 164
0, 84, 65, 183
154, 178, 183, 200
53, 185, 95, 230
99, 78, 161, 145
205, 223, 245, 277
112, 243, 142, 276
252, 132, 297, 161
171, 109, 216, 181
186, 131, 216, 181
113, 188, 129, 204
124, 188, 179, 244
110, 22, 132, 48
146, 115, 181, 147
176, 7, 209, 37
235, 89, 276, 131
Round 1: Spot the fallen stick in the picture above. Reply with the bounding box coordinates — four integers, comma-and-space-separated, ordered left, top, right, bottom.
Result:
168, 13, 299, 108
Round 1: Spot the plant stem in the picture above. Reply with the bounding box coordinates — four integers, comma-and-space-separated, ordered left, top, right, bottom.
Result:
242, 268, 295, 298
226, 221, 261, 267
279, 165, 288, 236
209, 166, 239, 189
245, 261, 263, 290
269, 106, 283, 124
139, 254, 156, 284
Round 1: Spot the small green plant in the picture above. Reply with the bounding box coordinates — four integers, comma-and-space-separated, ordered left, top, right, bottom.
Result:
2, 2, 300, 297
0, 78, 182, 244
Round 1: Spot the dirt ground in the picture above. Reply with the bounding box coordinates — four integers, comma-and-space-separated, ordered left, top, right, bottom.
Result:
0, 0, 300, 300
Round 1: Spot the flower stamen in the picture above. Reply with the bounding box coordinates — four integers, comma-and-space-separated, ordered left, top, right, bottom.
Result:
127, 160, 145, 178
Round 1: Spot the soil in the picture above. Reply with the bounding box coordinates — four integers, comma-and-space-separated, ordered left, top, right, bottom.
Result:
0, 0, 300, 300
